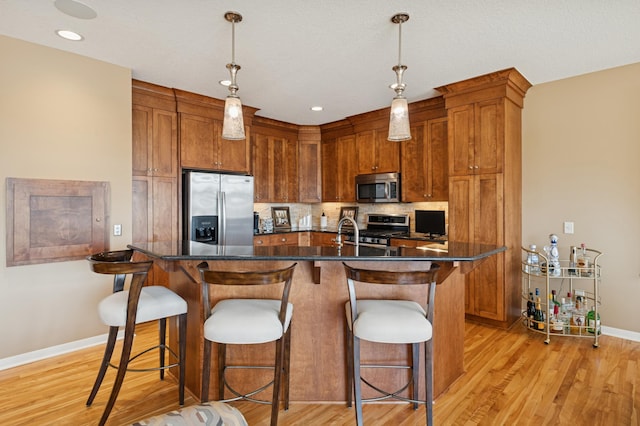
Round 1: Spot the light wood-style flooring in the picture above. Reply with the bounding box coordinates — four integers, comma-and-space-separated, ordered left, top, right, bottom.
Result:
1, 320, 638, 425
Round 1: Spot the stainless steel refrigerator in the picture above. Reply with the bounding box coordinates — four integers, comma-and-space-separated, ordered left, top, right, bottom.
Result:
183, 170, 254, 245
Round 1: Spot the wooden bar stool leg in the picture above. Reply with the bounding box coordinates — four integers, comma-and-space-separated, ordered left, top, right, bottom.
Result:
178, 313, 186, 405
271, 335, 285, 426
412, 342, 420, 410
99, 324, 136, 426
217, 343, 227, 400
87, 326, 118, 406
283, 324, 292, 410
159, 318, 166, 380
201, 339, 212, 403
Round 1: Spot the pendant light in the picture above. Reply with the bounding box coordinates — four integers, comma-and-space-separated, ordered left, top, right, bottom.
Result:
387, 13, 411, 142
221, 11, 245, 140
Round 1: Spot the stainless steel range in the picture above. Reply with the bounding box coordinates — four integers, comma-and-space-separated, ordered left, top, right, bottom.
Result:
345, 213, 410, 247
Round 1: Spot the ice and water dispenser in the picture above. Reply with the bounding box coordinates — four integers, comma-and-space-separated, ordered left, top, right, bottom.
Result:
191, 215, 218, 244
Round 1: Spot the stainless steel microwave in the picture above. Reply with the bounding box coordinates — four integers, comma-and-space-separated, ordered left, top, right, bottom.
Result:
355, 172, 401, 203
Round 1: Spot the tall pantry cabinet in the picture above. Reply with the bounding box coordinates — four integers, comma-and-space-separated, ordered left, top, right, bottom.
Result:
131, 80, 179, 286
437, 68, 531, 328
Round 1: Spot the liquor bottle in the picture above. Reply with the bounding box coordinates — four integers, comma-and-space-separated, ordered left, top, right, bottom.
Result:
577, 243, 591, 277
548, 234, 561, 276
534, 297, 545, 331
586, 305, 601, 334
571, 296, 586, 334
558, 297, 572, 334
526, 245, 540, 274
527, 292, 535, 328
569, 246, 578, 276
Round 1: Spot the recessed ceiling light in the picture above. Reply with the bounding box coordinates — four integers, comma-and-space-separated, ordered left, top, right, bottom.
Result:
55, 29, 84, 41
219, 80, 231, 87
310, 106, 323, 112
54, 0, 97, 19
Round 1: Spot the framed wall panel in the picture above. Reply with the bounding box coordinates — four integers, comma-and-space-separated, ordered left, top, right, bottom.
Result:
6, 178, 110, 266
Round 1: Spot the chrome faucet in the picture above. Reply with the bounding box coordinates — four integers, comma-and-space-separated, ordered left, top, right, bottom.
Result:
336, 216, 359, 247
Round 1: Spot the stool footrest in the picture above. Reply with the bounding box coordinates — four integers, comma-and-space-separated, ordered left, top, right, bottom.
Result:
219, 366, 276, 405
107, 344, 181, 373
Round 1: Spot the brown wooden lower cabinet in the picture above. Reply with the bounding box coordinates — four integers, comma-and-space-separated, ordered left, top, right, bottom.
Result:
253, 233, 299, 246
310, 232, 338, 246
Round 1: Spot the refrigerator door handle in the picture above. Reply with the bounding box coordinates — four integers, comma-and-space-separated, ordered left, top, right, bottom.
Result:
219, 191, 226, 245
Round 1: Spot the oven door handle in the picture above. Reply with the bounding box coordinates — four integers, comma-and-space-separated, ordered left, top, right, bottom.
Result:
346, 241, 389, 249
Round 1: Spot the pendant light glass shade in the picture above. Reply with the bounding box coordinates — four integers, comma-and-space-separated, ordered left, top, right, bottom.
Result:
388, 96, 411, 141
222, 95, 245, 140
387, 13, 411, 142
221, 12, 245, 140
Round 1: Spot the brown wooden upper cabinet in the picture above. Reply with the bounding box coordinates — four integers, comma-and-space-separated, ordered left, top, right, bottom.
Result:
252, 132, 298, 203
180, 113, 251, 173
448, 99, 504, 176
401, 117, 448, 202
298, 139, 322, 203
322, 135, 357, 202
356, 129, 400, 174
175, 88, 254, 174
132, 106, 178, 178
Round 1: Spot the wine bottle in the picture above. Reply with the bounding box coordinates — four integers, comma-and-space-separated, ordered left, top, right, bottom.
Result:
534, 297, 545, 331
527, 292, 535, 328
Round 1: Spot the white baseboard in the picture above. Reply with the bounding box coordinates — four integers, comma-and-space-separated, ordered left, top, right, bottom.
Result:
0, 330, 124, 371
602, 326, 640, 342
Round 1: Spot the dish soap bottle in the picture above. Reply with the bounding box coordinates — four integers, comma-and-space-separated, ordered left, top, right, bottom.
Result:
320, 211, 327, 229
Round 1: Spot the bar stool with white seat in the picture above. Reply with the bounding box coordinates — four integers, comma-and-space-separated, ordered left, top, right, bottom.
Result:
86, 249, 187, 426
197, 262, 297, 426
343, 262, 440, 426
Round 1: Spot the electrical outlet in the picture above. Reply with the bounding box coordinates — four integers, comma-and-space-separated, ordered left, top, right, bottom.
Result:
113, 224, 122, 236
563, 221, 574, 234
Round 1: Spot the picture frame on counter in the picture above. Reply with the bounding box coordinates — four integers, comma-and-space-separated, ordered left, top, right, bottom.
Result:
339, 206, 359, 226
271, 206, 291, 230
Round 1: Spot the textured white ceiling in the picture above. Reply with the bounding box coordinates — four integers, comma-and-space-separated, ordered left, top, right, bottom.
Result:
2, 1, 640, 125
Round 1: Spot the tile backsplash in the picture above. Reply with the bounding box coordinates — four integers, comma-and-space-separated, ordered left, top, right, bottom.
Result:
254, 201, 448, 233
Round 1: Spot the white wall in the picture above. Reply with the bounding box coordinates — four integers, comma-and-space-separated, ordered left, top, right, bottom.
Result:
0, 36, 132, 358
522, 62, 640, 334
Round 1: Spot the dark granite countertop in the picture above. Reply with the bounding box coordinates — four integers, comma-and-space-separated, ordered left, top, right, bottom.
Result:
129, 240, 505, 262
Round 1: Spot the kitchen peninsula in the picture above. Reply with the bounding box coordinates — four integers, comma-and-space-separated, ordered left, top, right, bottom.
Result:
130, 240, 505, 402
